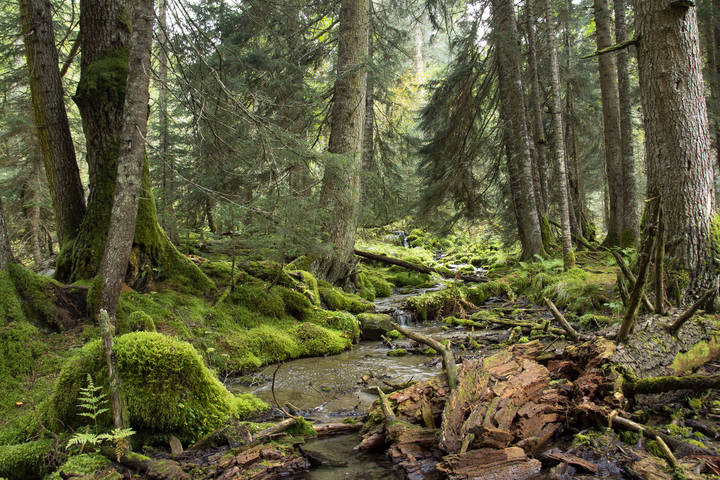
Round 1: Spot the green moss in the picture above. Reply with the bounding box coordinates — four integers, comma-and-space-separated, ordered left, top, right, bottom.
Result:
366, 273, 393, 298
229, 284, 286, 318
118, 311, 156, 334
286, 417, 317, 437
318, 282, 372, 313
308, 310, 360, 340
0, 439, 55, 480
290, 322, 350, 356
49, 332, 265, 442
670, 332, 720, 374
423, 347, 438, 355
0, 269, 25, 325
292, 270, 321, 306
275, 285, 314, 318
355, 272, 376, 301
47, 454, 112, 480
405, 288, 464, 321
6, 263, 60, 329
386, 329, 403, 339
233, 394, 269, 418
75, 48, 129, 111
387, 348, 408, 357
465, 280, 514, 305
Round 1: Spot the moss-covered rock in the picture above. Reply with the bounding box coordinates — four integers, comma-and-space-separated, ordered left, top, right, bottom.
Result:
49, 332, 265, 442
0, 438, 55, 480
356, 313, 394, 340
47, 453, 114, 480
318, 282, 373, 313
387, 348, 408, 357
118, 310, 156, 334
291, 322, 351, 356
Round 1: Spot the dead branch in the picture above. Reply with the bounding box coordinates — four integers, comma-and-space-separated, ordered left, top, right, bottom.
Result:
622, 373, 720, 397
389, 321, 458, 390
609, 249, 654, 312
543, 297, 581, 341
610, 416, 677, 469
668, 289, 715, 335
375, 386, 396, 424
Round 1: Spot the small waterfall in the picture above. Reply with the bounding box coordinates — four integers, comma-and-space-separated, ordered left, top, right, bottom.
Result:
393, 230, 409, 248
392, 309, 413, 326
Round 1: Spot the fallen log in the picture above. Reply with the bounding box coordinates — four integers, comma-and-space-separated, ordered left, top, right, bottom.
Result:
354, 249, 487, 283
312, 423, 362, 436
622, 373, 720, 397
610, 416, 678, 469
465, 314, 566, 336
390, 321, 458, 390
610, 415, 718, 458
251, 417, 298, 445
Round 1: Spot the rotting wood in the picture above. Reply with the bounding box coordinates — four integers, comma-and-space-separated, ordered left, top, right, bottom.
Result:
390, 321, 458, 390
609, 415, 678, 469
250, 418, 298, 445
668, 289, 715, 335
312, 423, 362, 436
543, 297, 581, 341
354, 248, 487, 283
375, 386, 397, 424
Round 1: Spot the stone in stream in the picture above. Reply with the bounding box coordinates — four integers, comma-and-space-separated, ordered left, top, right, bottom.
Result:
357, 313, 395, 340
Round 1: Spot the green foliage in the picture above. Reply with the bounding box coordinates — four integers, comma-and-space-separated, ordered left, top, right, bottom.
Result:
318, 282, 373, 313
0, 439, 55, 480
49, 332, 265, 442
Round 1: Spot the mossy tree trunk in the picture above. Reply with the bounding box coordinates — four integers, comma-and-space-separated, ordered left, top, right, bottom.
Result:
20, 0, 87, 247
0, 197, 13, 269
491, 0, 545, 260
315, 0, 369, 283
544, 0, 574, 269
55, 0, 212, 293
97, 0, 155, 320
632, 0, 718, 304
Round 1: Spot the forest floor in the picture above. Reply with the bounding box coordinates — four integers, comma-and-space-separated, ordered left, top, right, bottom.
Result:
1, 228, 719, 479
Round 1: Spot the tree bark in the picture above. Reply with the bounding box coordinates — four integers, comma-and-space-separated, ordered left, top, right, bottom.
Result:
593, 0, 625, 246
97, 0, 156, 320
315, 0, 369, 283
0, 197, 14, 269
614, 0, 639, 246
491, 0, 545, 260
20, 0, 86, 247
543, 0, 574, 268
30, 153, 44, 265
633, 0, 717, 304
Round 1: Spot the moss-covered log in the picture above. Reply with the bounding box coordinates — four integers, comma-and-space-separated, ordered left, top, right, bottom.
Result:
354, 249, 486, 283
622, 372, 720, 397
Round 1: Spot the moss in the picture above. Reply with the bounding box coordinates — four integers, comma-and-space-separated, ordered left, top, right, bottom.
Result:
620, 229, 636, 248
240, 260, 295, 288
275, 285, 313, 318
386, 329, 403, 339
318, 282, 372, 313
366, 273, 393, 298
0, 269, 25, 324
6, 263, 60, 329
118, 310, 156, 334
47, 453, 112, 480
233, 394, 269, 418
49, 332, 265, 442
465, 280, 515, 305
355, 272, 376, 301
405, 288, 465, 321
292, 270, 321, 306
308, 310, 360, 340
290, 322, 350, 356
387, 348, 408, 357
670, 332, 720, 374
423, 347, 438, 355
0, 438, 55, 480
229, 284, 286, 318
75, 48, 129, 111
286, 417, 316, 437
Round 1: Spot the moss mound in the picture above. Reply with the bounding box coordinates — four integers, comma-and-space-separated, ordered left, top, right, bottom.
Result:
318, 282, 373, 313
0, 438, 55, 480
47, 453, 113, 480
49, 332, 266, 442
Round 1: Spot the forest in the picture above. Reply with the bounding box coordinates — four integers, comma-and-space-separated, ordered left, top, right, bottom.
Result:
0, 0, 719, 478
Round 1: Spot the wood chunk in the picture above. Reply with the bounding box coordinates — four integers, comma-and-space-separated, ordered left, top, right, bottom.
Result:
544, 451, 599, 473
437, 447, 542, 480
468, 425, 513, 449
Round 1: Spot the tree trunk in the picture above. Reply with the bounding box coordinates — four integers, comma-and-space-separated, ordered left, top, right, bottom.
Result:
614, 0, 639, 246
30, 153, 43, 265
361, 2, 374, 202
632, 0, 717, 303
57, 0, 212, 293
593, 0, 625, 246
491, 0, 545, 260
20, 0, 86, 247
97, 0, 156, 320
524, 3, 549, 221
315, 0, 369, 283
0, 197, 13, 269
156, 0, 177, 243
544, 0, 574, 268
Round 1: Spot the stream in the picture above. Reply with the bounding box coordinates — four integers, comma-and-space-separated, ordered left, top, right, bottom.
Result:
228, 286, 456, 479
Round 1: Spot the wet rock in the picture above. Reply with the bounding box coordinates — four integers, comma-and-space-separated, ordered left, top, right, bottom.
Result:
357, 313, 394, 340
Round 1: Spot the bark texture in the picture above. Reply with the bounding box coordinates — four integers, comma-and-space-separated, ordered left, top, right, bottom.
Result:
614, 0, 638, 245
20, 0, 86, 246
593, 0, 625, 246
0, 197, 13, 269
491, 0, 544, 259
633, 0, 717, 302
315, 0, 369, 282
97, 0, 155, 319
544, 0, 574, 268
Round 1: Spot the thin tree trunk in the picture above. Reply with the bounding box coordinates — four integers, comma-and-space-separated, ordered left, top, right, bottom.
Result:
97, 0, 156, 320
593, 0, 624, 246
30, 153, 43, 265
524, 3, 549, 220
361, 2, 375, 199
614, 0, 638, 246
633, 0, 717, 304
544, 0, 574, 268
492, 0, 545, 260
315, 0, 369, 283
0, 197, 13, 269
20, 0, 86, 247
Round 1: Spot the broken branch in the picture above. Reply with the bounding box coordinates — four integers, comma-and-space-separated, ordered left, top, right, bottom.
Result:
668, 289, 715, 335
389, 321, 458, 390
543, 297, 581, 341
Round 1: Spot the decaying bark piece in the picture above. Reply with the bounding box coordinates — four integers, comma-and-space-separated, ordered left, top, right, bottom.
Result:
437, 447, 541, 480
